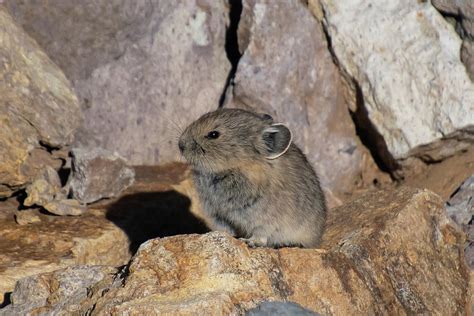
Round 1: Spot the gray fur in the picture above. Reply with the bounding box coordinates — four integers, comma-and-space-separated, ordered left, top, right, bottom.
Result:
178, 108, 327, 248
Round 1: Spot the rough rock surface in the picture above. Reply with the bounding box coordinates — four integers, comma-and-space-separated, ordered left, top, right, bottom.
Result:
0, 265, 118, 315
43, 199, 87, 216
0, 6, 82, 197
246, 301, 320, 316
3, 187, 469, 314
432, 0, 474, 80
5, 0, 231, 164
446, 174, 474, 269
228, 0, 378, 206
24, 166, 63, 208
0, 208, 130, 305
70, 147, 135, 204
446, 175, 474, 226
319, 0, 474, 164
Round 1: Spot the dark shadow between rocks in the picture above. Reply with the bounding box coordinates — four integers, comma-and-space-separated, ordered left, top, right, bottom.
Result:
0, 292, 11, 308
106, 190, 209, 254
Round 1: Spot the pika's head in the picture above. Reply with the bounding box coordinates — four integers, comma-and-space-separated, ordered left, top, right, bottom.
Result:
178, 108, 292, 172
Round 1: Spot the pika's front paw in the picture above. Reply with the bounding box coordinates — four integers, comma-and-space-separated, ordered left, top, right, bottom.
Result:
240, 236, 268, 248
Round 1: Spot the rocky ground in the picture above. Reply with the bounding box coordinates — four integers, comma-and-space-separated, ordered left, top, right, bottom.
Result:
0, 0, 473, 315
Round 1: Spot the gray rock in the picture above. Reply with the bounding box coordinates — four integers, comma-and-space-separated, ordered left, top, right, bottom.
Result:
0, 6, 82, 197
246, 301, 320, 316
319, 0, 474, 164
432, 0, 474, 80
70, 147, 135, 204
446, 175, 474, 226
0, 265, 117, 315
5, 1, 231, 165
228, 0, 377, 206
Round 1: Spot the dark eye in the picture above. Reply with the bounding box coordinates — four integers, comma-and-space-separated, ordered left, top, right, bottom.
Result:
206, 131, 220, 139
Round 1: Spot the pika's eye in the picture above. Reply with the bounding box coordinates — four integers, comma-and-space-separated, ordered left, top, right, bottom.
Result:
206, 131, 220, 139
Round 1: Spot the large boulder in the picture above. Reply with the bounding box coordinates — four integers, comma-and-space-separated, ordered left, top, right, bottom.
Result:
318, 0, 474, 166
0, 6, 82, 197
226, 0, 380, 206
5, 0, 231, 164
2, 187, 469, 314
432, 0, 474, 80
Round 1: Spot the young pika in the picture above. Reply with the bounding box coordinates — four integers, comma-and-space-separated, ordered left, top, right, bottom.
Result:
178, 108, 327, 248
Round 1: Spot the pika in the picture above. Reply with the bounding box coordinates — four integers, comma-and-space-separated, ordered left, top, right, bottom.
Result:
178, 108, 326, 248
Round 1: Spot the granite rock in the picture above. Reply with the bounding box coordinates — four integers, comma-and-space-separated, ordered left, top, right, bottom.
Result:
319, 0, 474, 165
432, 0, 474, 80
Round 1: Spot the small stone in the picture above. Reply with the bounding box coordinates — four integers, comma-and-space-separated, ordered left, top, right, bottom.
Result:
246, 301, 320, 316
14, 209, 41, 225
24, 166, 62, 207
69, 147, 135, 204
446, 175, 474, 226
43, 199, 87, 216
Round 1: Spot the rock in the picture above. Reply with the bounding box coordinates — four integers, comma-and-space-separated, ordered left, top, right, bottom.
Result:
3, 187, 468, 314
43, 199, 87, 216
70, 147, 135, 204
0, 265, 117, 315
13, 209, 41, 226
24, 166, 63, 207
319, 0, 474, 165
0, 6, 82, 197
227, 0, 381, 206
0, 208, 130, 305
246, 301, 320, 316
446, 174, 474, 270
446, 175, 474, 226
432, 0, 474, 80
5, 1, 231, 165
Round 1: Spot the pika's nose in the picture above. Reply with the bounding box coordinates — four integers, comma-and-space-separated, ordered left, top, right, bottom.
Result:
178, 139, 185, 153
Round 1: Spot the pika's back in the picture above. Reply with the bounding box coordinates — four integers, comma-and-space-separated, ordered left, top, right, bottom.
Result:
179, 108, 327, 248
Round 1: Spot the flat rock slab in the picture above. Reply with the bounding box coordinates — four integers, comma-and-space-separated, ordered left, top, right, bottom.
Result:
0, 208, 130, 305
3, 187, 469, 314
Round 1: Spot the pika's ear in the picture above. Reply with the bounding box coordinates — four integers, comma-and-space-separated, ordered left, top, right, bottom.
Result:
262, 123, 292, 159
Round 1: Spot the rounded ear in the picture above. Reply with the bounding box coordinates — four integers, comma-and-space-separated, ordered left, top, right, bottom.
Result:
262, 123, 292, 159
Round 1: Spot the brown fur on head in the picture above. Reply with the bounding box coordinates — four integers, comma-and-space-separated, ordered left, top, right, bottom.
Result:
178, 108, 292, 173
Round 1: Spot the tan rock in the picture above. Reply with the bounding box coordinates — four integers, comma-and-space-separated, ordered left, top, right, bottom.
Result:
0, 209, 130, 305
4, 187, 468, 314
43, 199, 87, 216
0, 6, 82, 197
24, 166, 62, 207
13, 209, 41, 226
